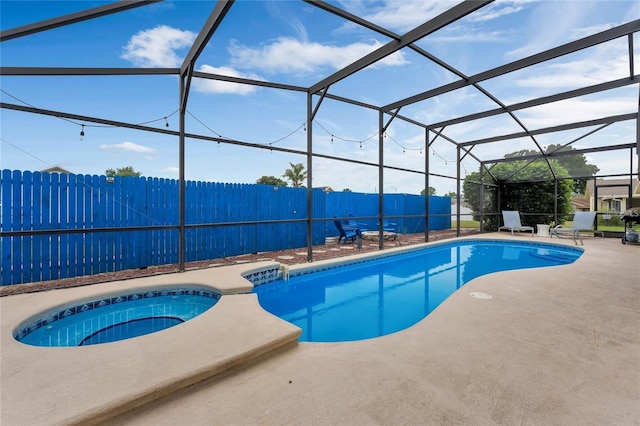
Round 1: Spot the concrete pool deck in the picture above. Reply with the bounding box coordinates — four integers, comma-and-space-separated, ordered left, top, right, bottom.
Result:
1, 234, 639, 425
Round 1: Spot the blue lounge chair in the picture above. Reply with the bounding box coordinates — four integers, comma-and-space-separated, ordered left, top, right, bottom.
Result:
334, 217, 358, 244
498, 211, 534, 236
347, 212, 368, 232
382, 219, 396, 233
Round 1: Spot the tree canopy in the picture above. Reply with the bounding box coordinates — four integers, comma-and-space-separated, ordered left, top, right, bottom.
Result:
504, 144, 598, 194
283, 162, 306, 188
105, 166, 141, 177
256, 176, 288, 186
463, 156, 574, 229
420, 187, 437, 196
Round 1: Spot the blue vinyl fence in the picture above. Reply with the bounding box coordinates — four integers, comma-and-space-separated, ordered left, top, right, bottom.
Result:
1, 170, 450, 285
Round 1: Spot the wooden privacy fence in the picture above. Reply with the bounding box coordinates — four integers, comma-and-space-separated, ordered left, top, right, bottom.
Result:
1, 170, 451, 285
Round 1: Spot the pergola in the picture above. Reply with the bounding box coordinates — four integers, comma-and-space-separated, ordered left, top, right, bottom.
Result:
1, 0, 639, 270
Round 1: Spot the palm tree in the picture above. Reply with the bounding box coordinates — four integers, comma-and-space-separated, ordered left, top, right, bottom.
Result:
282, 162, 307, 188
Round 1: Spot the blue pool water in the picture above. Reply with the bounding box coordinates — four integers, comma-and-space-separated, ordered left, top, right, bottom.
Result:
253, 240, 582, 342
15, 287, 219, 347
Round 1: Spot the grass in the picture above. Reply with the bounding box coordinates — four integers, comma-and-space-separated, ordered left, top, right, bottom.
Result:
560, 222, 625, 232
450, 220, 627, 232
452, 220, 480, 229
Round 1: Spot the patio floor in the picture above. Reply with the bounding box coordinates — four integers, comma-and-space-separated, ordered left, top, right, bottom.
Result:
1, 234, 638, 425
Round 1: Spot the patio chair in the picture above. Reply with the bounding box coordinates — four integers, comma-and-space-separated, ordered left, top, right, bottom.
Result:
382, 219, 396, 233
498, 211, 534, 236
551, 211, 598, 245
346, 212, 368, 232
333, 217, 358, 244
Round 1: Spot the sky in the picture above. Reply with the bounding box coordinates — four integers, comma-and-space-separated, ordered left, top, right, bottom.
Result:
1, 0, 638, 195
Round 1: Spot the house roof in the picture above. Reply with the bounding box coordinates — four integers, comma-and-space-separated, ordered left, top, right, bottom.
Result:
571, 197, 590, 211
41, 166, 71, 174
586, 179, 640, 198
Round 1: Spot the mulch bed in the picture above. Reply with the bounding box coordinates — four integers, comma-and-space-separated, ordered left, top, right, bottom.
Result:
1, 229, 480, 297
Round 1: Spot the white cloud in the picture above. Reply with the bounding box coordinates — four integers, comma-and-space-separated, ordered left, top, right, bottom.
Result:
229, 37, 408, 75
160, 166, 179, 175
359, 2, 452, 33
341, 0, 528, 35
512, 41, 632, 92
468, 0, 529, 23
99, 141, 157, 154
121, 25, 196, 68
192, 65, 263, 95
515, 97, 636, 129
504, 1, 597, 60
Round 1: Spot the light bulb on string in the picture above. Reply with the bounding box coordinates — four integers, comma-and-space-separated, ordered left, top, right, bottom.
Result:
331, 135, 333, 143
80, 124, 85, 140
164, 117, 169, 127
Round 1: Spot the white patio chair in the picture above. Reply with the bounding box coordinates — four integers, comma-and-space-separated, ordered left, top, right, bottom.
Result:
552, 211, 598, 245
498, 211, 534, 236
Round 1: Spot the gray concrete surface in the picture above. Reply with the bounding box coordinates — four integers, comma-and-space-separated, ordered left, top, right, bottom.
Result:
1, 235, 638, 425
112, 235, 640, 426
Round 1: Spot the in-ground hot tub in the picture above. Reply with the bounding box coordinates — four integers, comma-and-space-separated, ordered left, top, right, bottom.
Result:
14, 287, 220, 347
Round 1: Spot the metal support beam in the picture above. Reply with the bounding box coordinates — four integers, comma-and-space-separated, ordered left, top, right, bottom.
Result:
486, 143, 636, 165
0, 0, 161, 42
309, 0, 492, 94
178, 77, 187, 271
459, 113, 638, 147
425, 128, 430, 242
426, 77, 639, 130
378, 109, 385, 250
384, 20, 640, 111
310, 88, 328, 121
630, 34, 635, 79
637, 85, 640, 178
176, 0, 234, 271
180, 1, 234, 76
307, 92, 314, 262
456, 146, 461, 237
0, 67, 179, 76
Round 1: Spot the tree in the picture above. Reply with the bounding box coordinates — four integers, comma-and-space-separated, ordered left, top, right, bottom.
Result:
463, 158, 574, 230
504, 145, 598, 194
445, 191, 457, 198
342, 188, 352, 192
105, 166, 141, 177
256, 176, 288, 186
546, 144, 599, 194
282, 162, 306, 188
420, 187, 436, 195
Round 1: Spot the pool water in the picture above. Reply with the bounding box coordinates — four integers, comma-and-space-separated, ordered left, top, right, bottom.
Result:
253, 240, 582, 342
15, 288, 219, 347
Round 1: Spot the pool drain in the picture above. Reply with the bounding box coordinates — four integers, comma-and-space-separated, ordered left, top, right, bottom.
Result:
470, 292, 492, 299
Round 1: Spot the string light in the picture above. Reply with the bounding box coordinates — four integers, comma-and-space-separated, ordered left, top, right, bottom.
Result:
80, 124, 85, 139
164, 117, 169, 127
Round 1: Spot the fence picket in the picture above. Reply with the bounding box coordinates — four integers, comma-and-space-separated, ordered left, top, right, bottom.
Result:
20, 171, 32, 283
1, 170, 13, 285
59, 173, 69, 279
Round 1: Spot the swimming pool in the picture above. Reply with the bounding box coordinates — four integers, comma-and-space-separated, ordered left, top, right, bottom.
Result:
15, 287, 220, 347
253, 240, 582, 342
